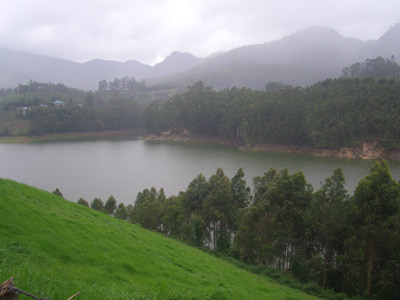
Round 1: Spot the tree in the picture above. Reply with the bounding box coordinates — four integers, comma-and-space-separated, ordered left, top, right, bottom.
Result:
189, 213, 206, 247
98, 80, 108, 92
161, 195, 184, 237
104, 196, 117, 215
132, 188, 164, 231
308, 168, 348, 290
242, 168, 313, 272
342, 56, 400, 79
91, 198, 104, 212
77, 198, 89, 207
52, 188, 63, 198
183, 173, 209, 215
234, 204, 277, 265
202, 168, 234, 250
85, 93, 95, 106
230, 167, 251, 210
115, 203, 128, 220
126, 204, 134, 223
265, 81, 287, 91
345, 160, 400, 297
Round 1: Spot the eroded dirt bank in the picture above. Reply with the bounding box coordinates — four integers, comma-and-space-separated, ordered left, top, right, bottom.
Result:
144, 135, 400, 162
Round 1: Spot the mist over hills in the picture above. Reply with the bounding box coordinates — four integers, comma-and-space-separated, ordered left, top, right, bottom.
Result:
1, 24, 399, 90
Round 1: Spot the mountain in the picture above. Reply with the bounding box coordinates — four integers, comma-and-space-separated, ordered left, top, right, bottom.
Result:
152, 51, 205, 77
373, 22, 400, 59
1, 24, 400, 90
77, 58, 152, 89
0, 178, 318, 300
0, 48, 80, 88
0, 49, 206, 90
154, 26, 383, 88
0, 48, 155, 90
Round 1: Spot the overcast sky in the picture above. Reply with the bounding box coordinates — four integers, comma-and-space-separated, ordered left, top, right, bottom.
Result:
1, 0, 399, 65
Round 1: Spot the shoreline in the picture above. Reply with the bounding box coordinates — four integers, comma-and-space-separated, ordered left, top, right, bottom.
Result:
144, 134, 400, 162
1, 130, 399, 162
0, 129, 142, 144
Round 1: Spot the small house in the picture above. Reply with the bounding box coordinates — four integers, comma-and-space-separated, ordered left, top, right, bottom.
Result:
52, 100, 64, 106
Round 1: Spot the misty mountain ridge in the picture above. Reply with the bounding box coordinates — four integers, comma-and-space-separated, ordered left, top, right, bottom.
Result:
0, 24, 399, 90
156, 26, 380, 88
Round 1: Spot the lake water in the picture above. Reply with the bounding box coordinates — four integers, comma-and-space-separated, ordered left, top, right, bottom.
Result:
1, 137, 400, 205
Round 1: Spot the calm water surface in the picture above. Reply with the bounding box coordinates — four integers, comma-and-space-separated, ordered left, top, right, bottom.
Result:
1, 138, 399, 205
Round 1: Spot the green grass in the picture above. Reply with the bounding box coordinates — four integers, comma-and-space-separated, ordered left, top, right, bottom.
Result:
0, 130, 141, 144
0, 179, 319, 300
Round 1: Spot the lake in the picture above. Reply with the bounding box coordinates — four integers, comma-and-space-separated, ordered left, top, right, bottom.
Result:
1, 137, 399, 205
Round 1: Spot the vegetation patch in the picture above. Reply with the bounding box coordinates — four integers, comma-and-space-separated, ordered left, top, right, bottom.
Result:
0, 178, 318, 300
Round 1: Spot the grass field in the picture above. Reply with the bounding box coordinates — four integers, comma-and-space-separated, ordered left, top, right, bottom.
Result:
0, 130, 141, 144
0, 178, 319, 300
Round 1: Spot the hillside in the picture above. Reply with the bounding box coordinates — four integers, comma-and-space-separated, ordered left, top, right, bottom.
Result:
1, 24, 400, 90
0, 178, 318, 300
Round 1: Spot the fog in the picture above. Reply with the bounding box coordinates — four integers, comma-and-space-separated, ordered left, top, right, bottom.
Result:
0, 0, 399, 64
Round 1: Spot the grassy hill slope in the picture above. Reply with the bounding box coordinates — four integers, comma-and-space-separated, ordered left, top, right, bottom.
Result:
0, 179, 318, 300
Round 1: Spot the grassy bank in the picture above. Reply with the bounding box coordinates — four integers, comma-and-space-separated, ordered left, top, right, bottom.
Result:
0, 129, 142, 144
0, 178, 319, 300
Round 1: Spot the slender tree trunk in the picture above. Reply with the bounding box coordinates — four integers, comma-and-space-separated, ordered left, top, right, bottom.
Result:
366, 240, 375, 298
323, 246, 327, 290
213, 221, 216, 250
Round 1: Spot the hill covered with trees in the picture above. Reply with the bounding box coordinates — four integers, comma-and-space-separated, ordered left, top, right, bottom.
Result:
145, 77, 400, 149
131, 161, 400, 299
1, 70, 400, 154
0, 178, 319, 300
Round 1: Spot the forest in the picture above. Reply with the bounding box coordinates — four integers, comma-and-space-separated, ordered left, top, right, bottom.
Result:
8, 76, 399, 148
1, 57, 400, 150
145, 77, 400, 148
77, 160, 400, 299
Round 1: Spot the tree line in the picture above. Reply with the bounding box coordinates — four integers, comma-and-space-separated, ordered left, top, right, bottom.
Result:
2, 63, 400, 150
98, 76, 147, 93
129, 161, 400, 299
52, 188, 132, 222
26, 96, 143, 135
0, 81, 86, 109
145, 78, 400, 148
342, 56, 400, 79
77, 195, 133, 221
20, 77, 400, 146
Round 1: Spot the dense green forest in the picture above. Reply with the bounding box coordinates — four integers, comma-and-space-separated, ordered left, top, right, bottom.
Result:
0, 79, 178, 135
9, 77, 400, 147
26, 97, 143, 135
143, 57, 400, 148
144, 77, 400, 148
1, 58, 400, 149
120, 161, 399, 299
0, 81, 87, 107
342, 56, 400, 79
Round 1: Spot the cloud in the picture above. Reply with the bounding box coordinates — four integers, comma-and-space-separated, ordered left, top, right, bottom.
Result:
0, 0, 399, 65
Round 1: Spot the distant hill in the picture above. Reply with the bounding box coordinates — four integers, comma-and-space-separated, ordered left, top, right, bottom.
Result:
0, 48, 153, 90
0, 49, 202, 90
1, 23, 399, 90
152, 51, 205, 77
156, 25, 400, 88
0, 178, 318, 300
